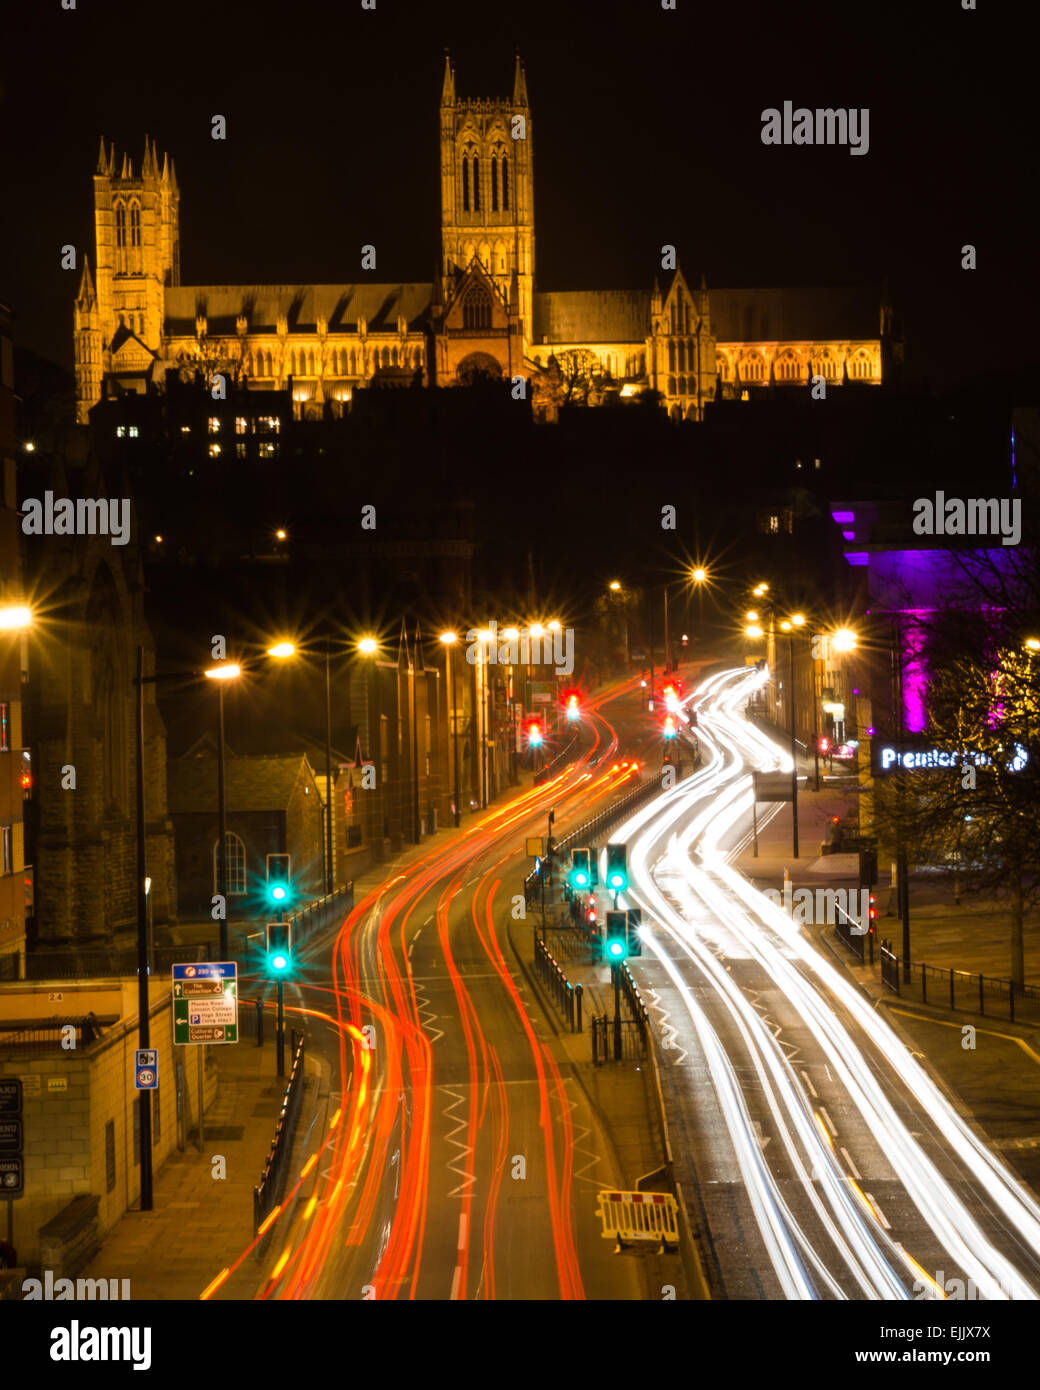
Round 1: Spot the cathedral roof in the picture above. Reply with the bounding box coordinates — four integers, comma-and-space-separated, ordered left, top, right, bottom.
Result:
709, 285, 880, 342
533, 290, 651, 345
164, 284, 433, 336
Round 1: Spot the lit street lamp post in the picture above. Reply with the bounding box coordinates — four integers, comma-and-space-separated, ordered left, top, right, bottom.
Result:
440, 632, 461, 826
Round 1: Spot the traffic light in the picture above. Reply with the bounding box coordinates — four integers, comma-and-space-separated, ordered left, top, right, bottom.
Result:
818, 735, 830, 754
266, 921, 293, 974
266, 853, 293, 909
564, 690, 581, 721
527, 720, 544, 748
586, 904, 597, 926
605, 911, 628, 962
605, 843, 628, 892
570, 848, 591, 889
663, 715, 677, 739
868, 894, 877, 931
626, 907, 643, 958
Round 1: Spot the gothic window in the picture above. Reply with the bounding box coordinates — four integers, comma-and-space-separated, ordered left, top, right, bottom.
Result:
213, 831, 246, 896
350, 347, 357, 374
129, 201, 142, 273
667, 376, 676, 395
473, 157, 481, 211
677, 341, 686, 371
462, 157, 470, 212
392, 346, 399, 366
678, 376, 687, 396
382, 346, 391, 368
308, 349, 316, 375
687, 337, 694, 366
502, 155, 509, 210
491, 156, 499, 211
668, 341, 676, 372
414, 347, 422, 367
744, 354, 764, 382
463, 285, 492, 330
670, 302, 677, 334
639, 353, 645, 375
115, 203, 127, 275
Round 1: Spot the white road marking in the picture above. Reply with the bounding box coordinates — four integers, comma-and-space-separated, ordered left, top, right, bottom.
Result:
865, 1193, 891, 1230
841, 1146, 863, 1181
801, 1070, 819, 1099
818, 1105, 838, 1138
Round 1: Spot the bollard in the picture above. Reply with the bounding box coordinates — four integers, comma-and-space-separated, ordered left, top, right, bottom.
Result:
921, 968, 927, 1005
256, 997, 264, 1047
566, 981, 574, 1031
575, 982, 583, 1033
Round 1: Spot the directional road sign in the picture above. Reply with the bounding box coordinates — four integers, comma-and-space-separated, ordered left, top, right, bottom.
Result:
172, 962, 238, 1045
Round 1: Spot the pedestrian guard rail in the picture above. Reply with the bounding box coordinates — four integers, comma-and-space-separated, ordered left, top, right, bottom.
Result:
524, 774, 661, 905
596, 1189, 680, 1248
253, 1030, 306, 1235
879, 940, 1040, 1024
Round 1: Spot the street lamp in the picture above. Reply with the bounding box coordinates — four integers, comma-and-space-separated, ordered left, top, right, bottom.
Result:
440, 633, 461, 826
204, 662, 242, 958
779, 618, 801, 858
0, 605, 32, 630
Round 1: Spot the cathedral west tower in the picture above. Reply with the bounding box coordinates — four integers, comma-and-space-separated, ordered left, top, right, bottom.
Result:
439, 52, 535, 353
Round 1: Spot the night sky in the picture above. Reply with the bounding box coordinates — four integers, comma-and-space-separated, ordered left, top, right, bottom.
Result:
0, 0, 1027, 390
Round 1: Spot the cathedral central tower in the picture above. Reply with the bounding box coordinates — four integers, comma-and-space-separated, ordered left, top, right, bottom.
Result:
439, 52, 534, 353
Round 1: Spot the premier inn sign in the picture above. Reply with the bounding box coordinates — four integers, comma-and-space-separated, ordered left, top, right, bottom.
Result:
872, 742, 1029, 775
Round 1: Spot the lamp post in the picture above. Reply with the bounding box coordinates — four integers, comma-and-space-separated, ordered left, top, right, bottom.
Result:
503, 627, 520, 785
440, 632, 461, 826
476, 629, 492, 808
779, 614, 806, 859
203, 662, 242, 960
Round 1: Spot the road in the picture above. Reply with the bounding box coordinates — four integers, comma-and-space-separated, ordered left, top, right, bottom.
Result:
208, 674, 662, 1300
615, 665, 1040, 1300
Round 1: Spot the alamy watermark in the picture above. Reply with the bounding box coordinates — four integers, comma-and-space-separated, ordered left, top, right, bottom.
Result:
912, 492, 1021, 546
760, 102, 869, 156
763, 884, 871, 932
465, 620, 574, 677
21, 491, 131, 547
23, 1271, 131, 1300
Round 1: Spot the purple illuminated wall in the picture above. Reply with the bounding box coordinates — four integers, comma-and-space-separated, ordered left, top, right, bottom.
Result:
844, 547, 1023, 733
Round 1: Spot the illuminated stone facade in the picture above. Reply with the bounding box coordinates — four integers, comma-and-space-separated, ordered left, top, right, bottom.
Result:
73, 57, 891, 424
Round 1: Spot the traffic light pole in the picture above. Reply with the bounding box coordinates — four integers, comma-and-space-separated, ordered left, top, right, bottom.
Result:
612, 963, 622, 1061
217, 680, 229, 960
276, 904, 286, 1077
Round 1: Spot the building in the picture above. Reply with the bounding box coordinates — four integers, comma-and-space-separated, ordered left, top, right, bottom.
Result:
73, 56, 894, 425
0, 303, 30, 977
166, 752, 324, 924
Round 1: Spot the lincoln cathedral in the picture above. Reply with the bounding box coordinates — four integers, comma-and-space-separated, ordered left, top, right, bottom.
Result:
74, 53, 896, 426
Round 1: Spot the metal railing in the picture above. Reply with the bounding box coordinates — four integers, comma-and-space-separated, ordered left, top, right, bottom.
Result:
286, 883, 354, 950
534, 928, 582, 1031
524, 774, 662, 905
0, 1013, 118, 1054
591, 1015, 647, 1064
878, 940, 1040, 1023
253, 1030, 306, 1235
618, 961, 650, 1054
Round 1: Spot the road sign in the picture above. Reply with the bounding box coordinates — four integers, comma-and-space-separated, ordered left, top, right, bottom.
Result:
172, 962, 238, 1045
752, 771, 794, 802
0, 1119, 22, 1153
0, 1080, 22, 1115
526, 836, 545, 858
0, 1158, 23, 1197
135, 1050, 158, 1090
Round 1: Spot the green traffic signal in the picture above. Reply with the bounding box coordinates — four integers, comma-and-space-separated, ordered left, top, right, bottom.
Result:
570, 847, 591, 890
266, 921, 293, 974
266, 853, 293, 908
606, 843, 628, 892
605, 910, 628, 962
